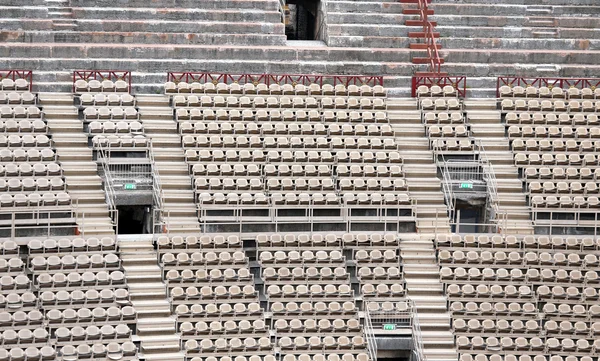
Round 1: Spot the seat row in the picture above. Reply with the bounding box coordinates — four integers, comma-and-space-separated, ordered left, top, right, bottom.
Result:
0, 177, 64, 192
92, 135, 148, 148
523, 166, 600, 181
0, 275, 30, 291
361, 283, 405, 298
446, 284, 534, 299
460, 354, 593, 361
83, 107, 139, 120
357, 266, 402, 280
165, 268, 252, 284
40, 288, 130, 307
0, 291, 35, 308
354, 249, 398, 264
501, 98, 600, 112
278, 335, 366, 351
508, 125, 600, 138
0, 134, 51, 147
506, 112, 599, 126
436, 234, 600, 249
453, 318, 541, 334
74, 79, 129, 93
420, 98, 461, 110
531, 195, 600, 208
0, 346, 55, 361
262, 267, 348, 282
432, 138, 474, 151
0, 79, 30, 91
281, 353, 368, 361
514, 153, 600, 166
161, 251, 246, 267
529, 181, 600, 194
176, 108, 388, 124
55, 324, 131, 343
0, 310, 43, 327
30, 253, 120, 271
182, 135, 397, 150
89, 121, 143, 134
270, 301, 356, 315
266, 284, 352, 298
179, 319, 267, 336
0, 192, 70, 208
0, 328, 48, 345
424, 112, 464, 124
259, 250, 343, 265
439, 249, 598, 266
441, 267, 599, 284
512, 138, 600, 152
499, 85, 600, 99
457, 335, 598, 353
0, 108, 42, 120
191, 355, 279, 361
29, 237, 116, 253
173, 95, 386, 110
428, 125, 469, 137
80, 93, 135, 106
184, 337, 271, 353
180, 122, 393, 137
449, 300, 536, 315
36, 270, 125, 288
166, 81, 385, 97
59, 342, 137, 360
156, 235, 241, 250
415, 85, 459, 98
258, 233, 398, 248
46, 306, 136, 324
0, 92, 35, 105
0, 163, 61, 177
198, 192, 411, 206
0, 151, 57, 163
0, 257, 23, 272
185, 149, 403, 164
174, 302, 262, 318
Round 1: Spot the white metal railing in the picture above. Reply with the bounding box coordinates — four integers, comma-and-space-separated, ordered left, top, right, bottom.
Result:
433, 140, 500, 228
363, 304, 378, 361
97, 144, 117, 212
148, 141, 164, 213
0, 207, 118, 240
411, 307, 427, 361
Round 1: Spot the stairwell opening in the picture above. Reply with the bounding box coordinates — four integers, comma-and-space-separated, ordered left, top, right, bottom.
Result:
285, 0, 323, 41
117, 205, 153, 234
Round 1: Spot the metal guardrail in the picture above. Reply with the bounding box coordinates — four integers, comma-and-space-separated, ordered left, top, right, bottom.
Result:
166, 72, 384, 87
97, 144, 117, 212
364, 300, 428, 361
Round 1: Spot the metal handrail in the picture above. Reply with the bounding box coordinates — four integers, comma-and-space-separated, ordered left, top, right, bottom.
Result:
416, 0, 443, 75
411, 304, 427, 361
148, 141, 166, 231
96, 144, 117, 212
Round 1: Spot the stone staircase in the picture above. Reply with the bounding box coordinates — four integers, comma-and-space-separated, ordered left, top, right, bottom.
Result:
120, 239, 183, 361
400, 238, 457, 361
45, 0, 77, 31
136, 95, 201, 234
40, 92, 115, 235
387, 98, 451, 235
465, 99, 534, 234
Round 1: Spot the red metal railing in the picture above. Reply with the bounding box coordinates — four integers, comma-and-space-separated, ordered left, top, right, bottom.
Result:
0, 70, 33, 91
416, 0, 444, 76
73, 70, 132, 93
411, 75, 466, 98
167, 72, 384, 87
497, 76, 600, 97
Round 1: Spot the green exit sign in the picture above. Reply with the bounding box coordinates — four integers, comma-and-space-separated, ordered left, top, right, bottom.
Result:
383, 324, 396, 331
123, 183, 137, 190
460, 182, 473, 189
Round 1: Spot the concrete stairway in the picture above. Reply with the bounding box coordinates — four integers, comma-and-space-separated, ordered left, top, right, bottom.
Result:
120, 239, 183, 361
465, 99, 534, 234
45, 0, 77, 31
387, 98, 451, 235
40, 93, 114, 235
400, 238, 457, 361
136, 95, 201, 234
